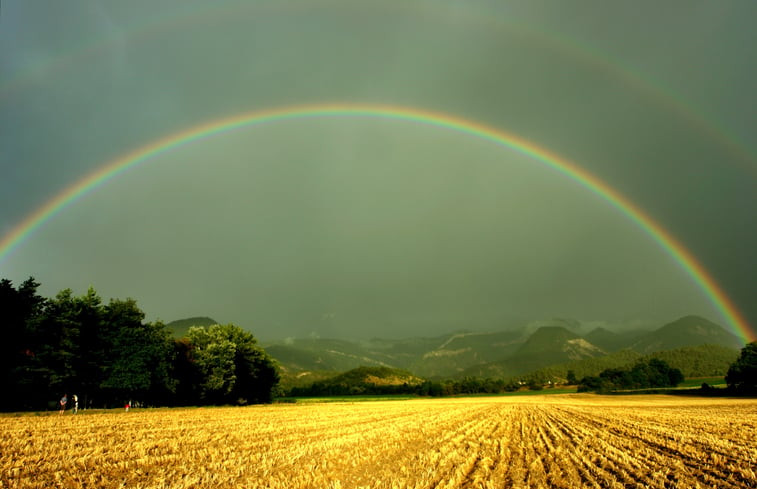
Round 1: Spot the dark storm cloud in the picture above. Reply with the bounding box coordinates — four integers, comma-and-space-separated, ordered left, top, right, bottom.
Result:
1, 0, 754, 340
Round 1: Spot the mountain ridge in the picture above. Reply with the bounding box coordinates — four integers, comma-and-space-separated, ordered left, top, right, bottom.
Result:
259, 315, 744, 382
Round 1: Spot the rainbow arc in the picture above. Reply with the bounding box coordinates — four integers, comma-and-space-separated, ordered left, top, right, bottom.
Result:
0, 103, 752, 341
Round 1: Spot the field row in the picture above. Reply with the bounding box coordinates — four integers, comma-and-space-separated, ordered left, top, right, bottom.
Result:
2, 395, 756, 488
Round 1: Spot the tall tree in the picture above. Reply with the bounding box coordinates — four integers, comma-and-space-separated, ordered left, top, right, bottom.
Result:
0, 277, 47, 410
72, 286, 105, 405
36, 288, 81, 397
726, 342, 757, 393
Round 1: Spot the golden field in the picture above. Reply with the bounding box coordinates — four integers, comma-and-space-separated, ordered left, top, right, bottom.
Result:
2, 395, 756, 488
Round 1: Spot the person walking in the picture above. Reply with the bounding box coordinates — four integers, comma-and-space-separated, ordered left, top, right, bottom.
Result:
58, 394, 67, 415
72, 394, 78, 414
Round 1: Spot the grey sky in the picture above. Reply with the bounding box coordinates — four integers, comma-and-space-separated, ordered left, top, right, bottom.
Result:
1, 0, 755, 340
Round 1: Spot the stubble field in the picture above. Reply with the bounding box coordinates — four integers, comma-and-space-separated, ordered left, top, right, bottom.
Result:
2, 395, 756, 488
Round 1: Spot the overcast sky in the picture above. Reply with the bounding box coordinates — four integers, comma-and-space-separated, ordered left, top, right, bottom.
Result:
1, 0, 755, 341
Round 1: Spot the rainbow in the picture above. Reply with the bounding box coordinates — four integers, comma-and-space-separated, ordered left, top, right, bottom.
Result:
0, 103, 753, 341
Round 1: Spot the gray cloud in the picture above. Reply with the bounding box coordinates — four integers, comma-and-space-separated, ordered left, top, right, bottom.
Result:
1, 0, 754, 340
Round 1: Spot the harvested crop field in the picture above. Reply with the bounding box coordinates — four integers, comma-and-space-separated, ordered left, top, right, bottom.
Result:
2, 395, 756, 488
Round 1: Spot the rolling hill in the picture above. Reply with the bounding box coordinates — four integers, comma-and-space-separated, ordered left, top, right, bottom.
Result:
628, 315, 743, 353
261, 315, 745, 383
287, 366, 424, 396
166, 316, 218, 338
458, 326, 606, 378
583, 327, 647, 352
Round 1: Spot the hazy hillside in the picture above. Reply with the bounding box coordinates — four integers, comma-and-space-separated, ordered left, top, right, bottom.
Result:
167, 316, 218, 338
521, 349, 644, 382
288, 366, 424, 396
262, 315, 743, 382
519, 318, 584, 336
406, 330, 525, 378
629, 315, 743, 353
583, 327, 648, 352
266, 338, 396, 373
267, 331, 526, 379
457, 326, 606, 378
360, 333, 457, 370
510, 344, 739, 383
646, 344, 739, 377
508, 326, 605, 372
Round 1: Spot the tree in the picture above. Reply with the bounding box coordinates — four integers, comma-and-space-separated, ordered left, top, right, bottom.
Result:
0, 277, 47, 410
36, 288, 82, 396
170, 338, 202, 405
187, 324, 279, 404
72, 286, 106, 404
100, 299, 175, 405
566, 370, 577, 385
726, 342, 757, 394
35, 286, 108, 407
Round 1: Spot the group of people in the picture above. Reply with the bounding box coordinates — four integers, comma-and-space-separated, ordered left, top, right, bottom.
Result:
58, 394, 134, 413
58, 394, 78, 414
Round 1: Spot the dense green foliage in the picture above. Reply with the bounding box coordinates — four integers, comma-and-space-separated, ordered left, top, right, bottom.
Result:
577, 359, 683, 393
726, 342, 757, 393
646, 344, 738, 377
0, 277, 279, 411
187, 324, 280, 404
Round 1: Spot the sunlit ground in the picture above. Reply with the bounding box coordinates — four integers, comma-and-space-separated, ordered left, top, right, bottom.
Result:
3, 394, 755, 488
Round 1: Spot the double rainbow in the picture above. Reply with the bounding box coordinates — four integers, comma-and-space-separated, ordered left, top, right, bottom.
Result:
0, 103, 752, 341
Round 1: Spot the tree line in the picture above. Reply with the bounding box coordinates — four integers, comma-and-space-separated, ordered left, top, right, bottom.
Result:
576, 358, 684, 393
1, 277, 279, 412
575, 344, 756, 395
288, 347, 756, 398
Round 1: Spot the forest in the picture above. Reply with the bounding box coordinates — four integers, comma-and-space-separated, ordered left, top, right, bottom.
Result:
3, 276, 755, 411
0, 277, 279, 411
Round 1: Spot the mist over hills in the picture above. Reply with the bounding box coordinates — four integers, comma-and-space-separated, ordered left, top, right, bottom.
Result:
626, 315, 742, 352
267, 316, 742, 380
168, 315, 743, 384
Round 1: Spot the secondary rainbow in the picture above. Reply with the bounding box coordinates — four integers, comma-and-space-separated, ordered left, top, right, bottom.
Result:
3, 3, 753, 172
0, 103, 752, 341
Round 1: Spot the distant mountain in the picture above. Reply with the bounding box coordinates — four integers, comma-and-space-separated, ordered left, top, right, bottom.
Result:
262, 315, 741, 382
360, 334, 457, 370
266, 338, 396, 373
167, 316, 218, 338
404, 330, 525, 378
629, 315, 743, 353
519, 318, 585, 337
463, 326, 606, 378
266, 331, 525, 379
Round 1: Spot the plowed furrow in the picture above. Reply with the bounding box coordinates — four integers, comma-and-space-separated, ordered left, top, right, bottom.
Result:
559, 406, 754, 489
